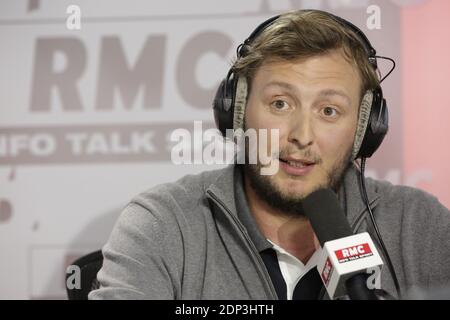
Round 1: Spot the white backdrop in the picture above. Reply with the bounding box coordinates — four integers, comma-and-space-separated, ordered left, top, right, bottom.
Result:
0, 0, 443, 299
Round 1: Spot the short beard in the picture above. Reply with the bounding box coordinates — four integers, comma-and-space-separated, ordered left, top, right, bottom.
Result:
243, 149, 353, 218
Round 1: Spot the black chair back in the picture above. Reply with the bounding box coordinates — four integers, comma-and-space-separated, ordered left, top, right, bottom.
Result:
66, 250, 103, 300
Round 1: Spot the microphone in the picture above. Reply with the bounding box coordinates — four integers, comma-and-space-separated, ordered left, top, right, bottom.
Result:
301, 188, 383, 300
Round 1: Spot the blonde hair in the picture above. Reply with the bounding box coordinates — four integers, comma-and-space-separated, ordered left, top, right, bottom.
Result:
232, 10, 379, 97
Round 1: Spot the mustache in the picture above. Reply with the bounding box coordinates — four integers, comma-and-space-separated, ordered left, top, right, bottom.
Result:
277, 148, 322, 164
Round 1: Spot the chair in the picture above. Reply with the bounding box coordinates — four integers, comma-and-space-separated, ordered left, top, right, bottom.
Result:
66, 250, 103, 300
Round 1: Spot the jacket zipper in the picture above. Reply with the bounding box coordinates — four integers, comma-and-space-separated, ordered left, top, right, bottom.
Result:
207, 190, 379, 300
206, 190, 279, 300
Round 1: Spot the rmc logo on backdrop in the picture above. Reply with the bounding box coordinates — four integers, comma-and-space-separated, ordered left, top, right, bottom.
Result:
1, 32, 226, 165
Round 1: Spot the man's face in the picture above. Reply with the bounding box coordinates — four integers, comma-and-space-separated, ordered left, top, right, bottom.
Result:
244, 49, 361, 214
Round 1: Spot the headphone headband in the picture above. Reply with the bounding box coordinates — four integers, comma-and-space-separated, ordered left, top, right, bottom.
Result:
238, 10, 378, 69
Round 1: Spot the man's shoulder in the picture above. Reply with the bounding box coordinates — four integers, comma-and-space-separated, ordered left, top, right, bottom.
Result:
128, 165, 231, 216
368, 177, 447, 214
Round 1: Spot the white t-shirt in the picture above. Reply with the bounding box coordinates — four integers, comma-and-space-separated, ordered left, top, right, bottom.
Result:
268, 239, 321, 300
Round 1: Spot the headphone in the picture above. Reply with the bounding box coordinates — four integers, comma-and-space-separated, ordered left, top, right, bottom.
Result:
212, 10, 389, 159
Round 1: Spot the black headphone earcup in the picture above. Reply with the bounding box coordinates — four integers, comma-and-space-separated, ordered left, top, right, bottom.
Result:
356, 87, 389, 158
213, 76, 237, 136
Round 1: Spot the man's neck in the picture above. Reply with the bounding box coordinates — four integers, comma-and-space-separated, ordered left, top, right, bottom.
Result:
243, 175, 319, 264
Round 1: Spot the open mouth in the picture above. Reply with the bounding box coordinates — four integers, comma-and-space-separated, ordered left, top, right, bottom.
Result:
278, 157, 317, 176
279, 158, 316, 167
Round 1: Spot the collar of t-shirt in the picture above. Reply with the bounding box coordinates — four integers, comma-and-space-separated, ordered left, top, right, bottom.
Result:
267, 239, 321, 300
233, 166, 324, 299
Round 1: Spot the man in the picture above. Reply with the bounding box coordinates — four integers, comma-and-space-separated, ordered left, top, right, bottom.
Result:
89, 10, 450, 300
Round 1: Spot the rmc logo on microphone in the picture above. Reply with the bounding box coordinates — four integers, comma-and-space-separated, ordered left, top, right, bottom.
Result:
320, 258, 334, 286
317, 233, 383, 299
335, 243, 374, 263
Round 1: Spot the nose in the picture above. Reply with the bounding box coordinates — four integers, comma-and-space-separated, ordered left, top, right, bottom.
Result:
287, 111, 314, 149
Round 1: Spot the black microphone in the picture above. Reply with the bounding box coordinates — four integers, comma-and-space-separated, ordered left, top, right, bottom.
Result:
301, 188, 382, 300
